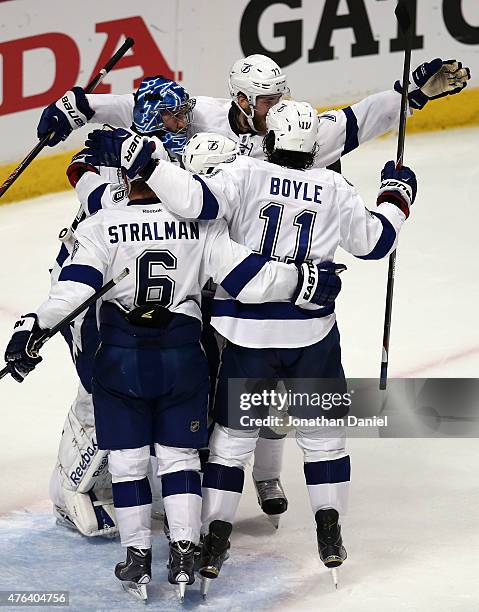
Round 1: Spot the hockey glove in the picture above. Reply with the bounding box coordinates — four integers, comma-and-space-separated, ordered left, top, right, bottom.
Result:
37, 88, 95, 146
293, 261, 346, 307
84, 128, 156, 179
4, 314, 45, 382
66, 149, 100, 188
377, 161, 417, 219
394, 58, 471, 110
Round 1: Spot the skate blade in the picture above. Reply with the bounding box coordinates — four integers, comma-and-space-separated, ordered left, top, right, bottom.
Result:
200, 576, 211, 599
266, 514, 280, 529
121, 581, 148, 602
331, 568, 339, 589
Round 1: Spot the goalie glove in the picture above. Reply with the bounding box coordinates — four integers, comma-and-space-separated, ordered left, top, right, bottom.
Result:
37, 87, 95, 146
84, 128, 156, 179
377, 161, 417, 219
4, 314, 45, 382
293, 261, 347, 307
394, 58, 471, 110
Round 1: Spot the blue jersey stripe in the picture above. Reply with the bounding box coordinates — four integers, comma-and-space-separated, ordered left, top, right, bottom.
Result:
55, 243, 69, 267
193, 175, 220, 219
341, 106, 359, 155
162, 470, 202, 498
211, 300, 334, 321
220, 253, 269, 298
59, 264, 103, 290
87, 183, 107, 215
357, 212, 396, 260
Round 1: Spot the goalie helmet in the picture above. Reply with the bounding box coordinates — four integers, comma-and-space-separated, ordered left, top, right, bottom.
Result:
182, 133, 239, 175
133, 75, 196, 154
228, 54, 289, 131
265, 100, 319, 153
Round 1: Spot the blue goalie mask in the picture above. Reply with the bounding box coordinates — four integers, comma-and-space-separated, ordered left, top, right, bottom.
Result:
133, 76, 196, 155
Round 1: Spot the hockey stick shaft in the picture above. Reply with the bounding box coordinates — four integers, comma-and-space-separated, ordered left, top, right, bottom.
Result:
379, 1, 412, 390
0, 267, 129, 380
0, 37, 135, 199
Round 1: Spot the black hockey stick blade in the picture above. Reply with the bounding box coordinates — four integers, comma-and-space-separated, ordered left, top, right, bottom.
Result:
0, 268, 129, 381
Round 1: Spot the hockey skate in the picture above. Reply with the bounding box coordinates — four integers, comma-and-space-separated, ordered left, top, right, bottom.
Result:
168, 540, 196, 601
115, 546, 151, 602
315, 508, 347, 589
253, 477, 288, 528
198, 520, 232, 598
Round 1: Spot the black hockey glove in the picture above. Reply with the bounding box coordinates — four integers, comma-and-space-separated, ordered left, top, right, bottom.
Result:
293, 261, 347, 307
84, 128, 156, 179
4, 314, 45, 382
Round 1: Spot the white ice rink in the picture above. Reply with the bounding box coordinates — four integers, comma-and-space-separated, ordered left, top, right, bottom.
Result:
0, 127, 478, 611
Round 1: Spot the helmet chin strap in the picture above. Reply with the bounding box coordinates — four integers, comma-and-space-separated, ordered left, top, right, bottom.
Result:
234, 100, 259, 133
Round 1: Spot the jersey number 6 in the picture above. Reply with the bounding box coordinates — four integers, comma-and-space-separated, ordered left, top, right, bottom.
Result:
135, 249, 177, 308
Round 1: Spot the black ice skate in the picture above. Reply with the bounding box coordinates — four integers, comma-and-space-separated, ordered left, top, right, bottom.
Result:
115, 546, 152, 602
198, 520, 232, 598
168, 540, 196, 601
253, 477, 288, 528
315, 508, 347, 588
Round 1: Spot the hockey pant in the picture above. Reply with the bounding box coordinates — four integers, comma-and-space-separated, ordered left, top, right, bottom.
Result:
201, 316, 286, 482
202, 324, 351, 531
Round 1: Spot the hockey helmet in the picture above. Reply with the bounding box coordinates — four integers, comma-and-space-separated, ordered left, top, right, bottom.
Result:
182, 133, 239, 174
133, 76, 195, 154
228, 54, 289, 131
265, 100, 319, 154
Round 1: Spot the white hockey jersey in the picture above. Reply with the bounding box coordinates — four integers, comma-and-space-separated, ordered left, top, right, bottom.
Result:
37, 196, 299, 333
145, 156, 406, 348
86, 90, 405, 167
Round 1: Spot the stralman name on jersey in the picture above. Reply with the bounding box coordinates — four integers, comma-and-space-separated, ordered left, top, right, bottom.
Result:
107, 220, 200, 243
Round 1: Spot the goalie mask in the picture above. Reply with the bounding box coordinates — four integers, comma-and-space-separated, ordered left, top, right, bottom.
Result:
265, 100, 319, 154
133, 76, 196, 155
182, 133, 239, 175
228, 54, 289, 132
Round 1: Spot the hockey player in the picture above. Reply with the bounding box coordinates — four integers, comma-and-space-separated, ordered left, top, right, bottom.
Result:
4, 130, 345, 601
36, 53, 469, 521
47, 115, 178, 538
80, 100, 417, 590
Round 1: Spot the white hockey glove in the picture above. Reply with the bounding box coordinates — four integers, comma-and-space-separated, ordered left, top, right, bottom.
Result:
37, 88, 95, 146
395, 58, 471, 110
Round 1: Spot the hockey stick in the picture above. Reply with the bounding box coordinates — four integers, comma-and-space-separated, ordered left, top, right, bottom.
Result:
379, 0, 412, 390
0, 267, 129, 380
0, 37, 135, 199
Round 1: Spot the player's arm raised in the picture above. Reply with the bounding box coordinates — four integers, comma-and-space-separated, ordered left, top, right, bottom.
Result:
82, 127, 238, 220
316, 58, 470, 168
337, 162, 416, 260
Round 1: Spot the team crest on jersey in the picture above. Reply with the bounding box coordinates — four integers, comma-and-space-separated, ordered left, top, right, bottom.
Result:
112, 187, 127, 203
208, 140, 219, 151
70, 240, 80, 260
190, 420, 200, 433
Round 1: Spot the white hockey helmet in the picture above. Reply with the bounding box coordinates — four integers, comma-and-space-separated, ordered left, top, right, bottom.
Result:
266, 100, 319, 153
229, 54, 289, 131
182, 132, 239, 174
